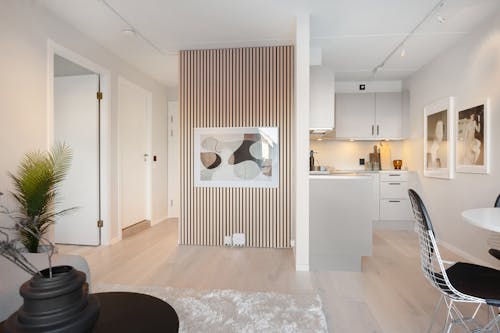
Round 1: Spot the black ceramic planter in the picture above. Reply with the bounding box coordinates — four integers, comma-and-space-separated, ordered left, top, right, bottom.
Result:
4, 266, 100, 333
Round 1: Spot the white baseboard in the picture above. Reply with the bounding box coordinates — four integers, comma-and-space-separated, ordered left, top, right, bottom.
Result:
295, 264, 309, 272
437, 239, 491, 267
109, 235, 122, 245
152, 216, 168, 226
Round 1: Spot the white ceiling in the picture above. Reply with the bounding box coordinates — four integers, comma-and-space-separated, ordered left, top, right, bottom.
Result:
38, 0, 500, 87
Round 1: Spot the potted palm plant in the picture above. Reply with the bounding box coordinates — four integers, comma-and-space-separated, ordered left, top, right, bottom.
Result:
0, 144, 100, 332
9, 143, 73, 253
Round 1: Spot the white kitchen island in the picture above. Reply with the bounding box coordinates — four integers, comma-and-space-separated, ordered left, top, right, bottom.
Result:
309, 174, 373, 271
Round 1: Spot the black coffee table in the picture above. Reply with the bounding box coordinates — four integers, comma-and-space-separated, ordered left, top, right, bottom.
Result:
91, 292, 179, 332
0, 292, 179, 333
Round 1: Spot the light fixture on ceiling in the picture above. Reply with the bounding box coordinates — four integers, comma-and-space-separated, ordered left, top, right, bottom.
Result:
122, 28, 137, 37
371, 0, 447, 76
98, 0, 177, 56
436, 15, 446, 24
400, 49, 406, 57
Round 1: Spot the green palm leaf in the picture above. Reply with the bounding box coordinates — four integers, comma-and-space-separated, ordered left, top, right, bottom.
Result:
9, 143, 73, 252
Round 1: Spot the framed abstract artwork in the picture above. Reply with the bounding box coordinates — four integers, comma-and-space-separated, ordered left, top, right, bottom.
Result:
456, 99, 490, 174
424, 97, 455, 179
194, 127, 279, 188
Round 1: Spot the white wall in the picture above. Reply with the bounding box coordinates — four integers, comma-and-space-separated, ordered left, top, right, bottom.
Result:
403, 9, 500, 267
0, 1, 177, 243
310, 140, 405, 171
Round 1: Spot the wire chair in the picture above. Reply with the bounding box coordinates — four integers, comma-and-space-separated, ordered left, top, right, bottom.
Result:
408, 189, 500, 333
488, 195, 500, 260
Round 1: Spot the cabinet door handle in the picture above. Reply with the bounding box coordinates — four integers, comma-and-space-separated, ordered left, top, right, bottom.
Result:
377, 125, 380, 135
388, 174, 401, 177
371, 125, 374, 135
389, 200, 401, 203
388, 183, 401, 185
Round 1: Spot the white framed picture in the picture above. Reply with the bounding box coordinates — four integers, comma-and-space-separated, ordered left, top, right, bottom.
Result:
424, 97, 455, 179
194, 127, 279, 188
456, 99, 490, 174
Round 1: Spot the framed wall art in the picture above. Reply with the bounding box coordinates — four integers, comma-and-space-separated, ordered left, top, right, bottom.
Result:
424, 97, 455, 179
194, 127, 279, 188
456, 99, 490, 174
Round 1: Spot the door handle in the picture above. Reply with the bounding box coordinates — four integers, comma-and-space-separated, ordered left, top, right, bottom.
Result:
388, 183, 401, 185
377, 125, 379, 135
389, 200, 401, 203
371, 125, 374, 136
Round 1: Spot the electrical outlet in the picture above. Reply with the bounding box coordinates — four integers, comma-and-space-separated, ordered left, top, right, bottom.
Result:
232, 233, 245, 247
224, 235, 233, 246
359, 158, 365, 166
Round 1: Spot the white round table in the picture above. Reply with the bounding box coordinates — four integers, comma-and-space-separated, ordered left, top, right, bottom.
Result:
462, 208, 500, 233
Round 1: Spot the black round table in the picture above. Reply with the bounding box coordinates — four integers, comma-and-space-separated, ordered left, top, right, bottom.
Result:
92, 292, 179, 332
0, 292, 179, 333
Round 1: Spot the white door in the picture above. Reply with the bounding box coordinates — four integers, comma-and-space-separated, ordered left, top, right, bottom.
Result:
167, 101, 180, 218
375, 92, 402, 139
335, 93, 376, 139
54, 75, 100, 245
119, 79, 150, 229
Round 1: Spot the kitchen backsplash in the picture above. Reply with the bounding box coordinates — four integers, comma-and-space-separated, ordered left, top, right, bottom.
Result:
310, 140, 405, 171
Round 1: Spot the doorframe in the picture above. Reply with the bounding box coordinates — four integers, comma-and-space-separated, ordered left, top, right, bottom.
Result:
46, 39, 112, 246
116, 76, 153, 241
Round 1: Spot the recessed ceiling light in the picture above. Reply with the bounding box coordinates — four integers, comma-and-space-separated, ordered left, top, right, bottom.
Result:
122, 28, 137, 37
400, 49, 406, 57
436, 15, 446, 23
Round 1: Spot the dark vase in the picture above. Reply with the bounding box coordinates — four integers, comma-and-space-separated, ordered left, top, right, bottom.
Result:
4, 266, 100, 333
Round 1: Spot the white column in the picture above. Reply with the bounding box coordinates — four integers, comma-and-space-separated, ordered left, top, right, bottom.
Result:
294, 13, 310, 271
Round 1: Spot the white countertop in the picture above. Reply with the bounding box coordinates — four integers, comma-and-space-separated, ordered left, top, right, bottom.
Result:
310, 174, 372, 180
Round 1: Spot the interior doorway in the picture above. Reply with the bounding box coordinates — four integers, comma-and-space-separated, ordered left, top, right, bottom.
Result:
118, 77, 152, 234
48, 41, 111, 246
53, 56, 101, 245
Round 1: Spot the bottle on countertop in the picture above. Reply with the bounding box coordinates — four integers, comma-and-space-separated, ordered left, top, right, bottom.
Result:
309, 150, 315, 171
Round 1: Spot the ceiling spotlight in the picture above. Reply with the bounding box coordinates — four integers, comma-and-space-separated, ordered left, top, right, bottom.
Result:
436, 15, 446, 23
400, 49, 406, 57
122, 28, 137, 37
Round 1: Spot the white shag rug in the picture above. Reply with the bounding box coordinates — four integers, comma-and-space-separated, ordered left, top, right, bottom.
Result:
94, 283, 328, 333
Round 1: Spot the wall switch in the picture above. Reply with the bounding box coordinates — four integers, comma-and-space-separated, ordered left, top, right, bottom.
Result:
232, 233, 245, 247
224, 235, 232, 246
359, 84, 366, 91
359, 158, 365, 166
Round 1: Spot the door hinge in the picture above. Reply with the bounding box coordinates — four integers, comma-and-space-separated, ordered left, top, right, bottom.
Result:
96, 91, 103, 100
97, 220, 104, 228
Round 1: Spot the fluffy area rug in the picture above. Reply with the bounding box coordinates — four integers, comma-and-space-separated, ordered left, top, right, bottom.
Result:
94, 283, 328, 333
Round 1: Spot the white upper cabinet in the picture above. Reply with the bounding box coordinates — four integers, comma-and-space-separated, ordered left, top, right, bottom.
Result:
335, 91, 405, 140
310, 66, 335, 130
375, 92, 402, 139
335, 93, 375, 138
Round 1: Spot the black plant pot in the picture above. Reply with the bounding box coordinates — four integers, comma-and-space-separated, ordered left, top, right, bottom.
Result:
4, 266, 100, 333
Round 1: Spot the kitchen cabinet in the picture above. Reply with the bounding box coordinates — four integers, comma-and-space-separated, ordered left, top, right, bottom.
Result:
378, 171, 413, 225
310, 66, 335, 130
335, 92, 404, 139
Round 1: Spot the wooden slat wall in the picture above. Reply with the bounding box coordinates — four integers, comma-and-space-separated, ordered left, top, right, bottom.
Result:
179, 46, 294, 248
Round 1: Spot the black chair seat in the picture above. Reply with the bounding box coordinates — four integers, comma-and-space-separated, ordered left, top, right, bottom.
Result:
446, 262, 500, 307
489, 248, 500, 260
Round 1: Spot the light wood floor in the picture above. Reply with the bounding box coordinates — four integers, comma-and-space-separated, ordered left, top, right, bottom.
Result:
59, 220, 489, 333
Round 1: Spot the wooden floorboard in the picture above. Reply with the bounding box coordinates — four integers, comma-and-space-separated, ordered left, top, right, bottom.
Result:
58, 221, 493, 333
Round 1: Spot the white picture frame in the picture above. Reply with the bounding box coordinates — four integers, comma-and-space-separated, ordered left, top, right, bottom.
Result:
194, 127, 279, 188
424, 97, 455, 179
456, 98, 490, 174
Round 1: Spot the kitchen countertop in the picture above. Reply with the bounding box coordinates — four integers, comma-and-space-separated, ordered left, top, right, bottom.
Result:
309, 174, 372, 179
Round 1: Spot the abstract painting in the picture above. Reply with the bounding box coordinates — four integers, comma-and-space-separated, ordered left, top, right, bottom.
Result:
194, 127, 279, 187
456, 99, 490, 174
424, 97, 455, 179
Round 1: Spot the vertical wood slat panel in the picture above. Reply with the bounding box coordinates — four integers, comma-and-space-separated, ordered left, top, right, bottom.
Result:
179, 46, 293, 248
